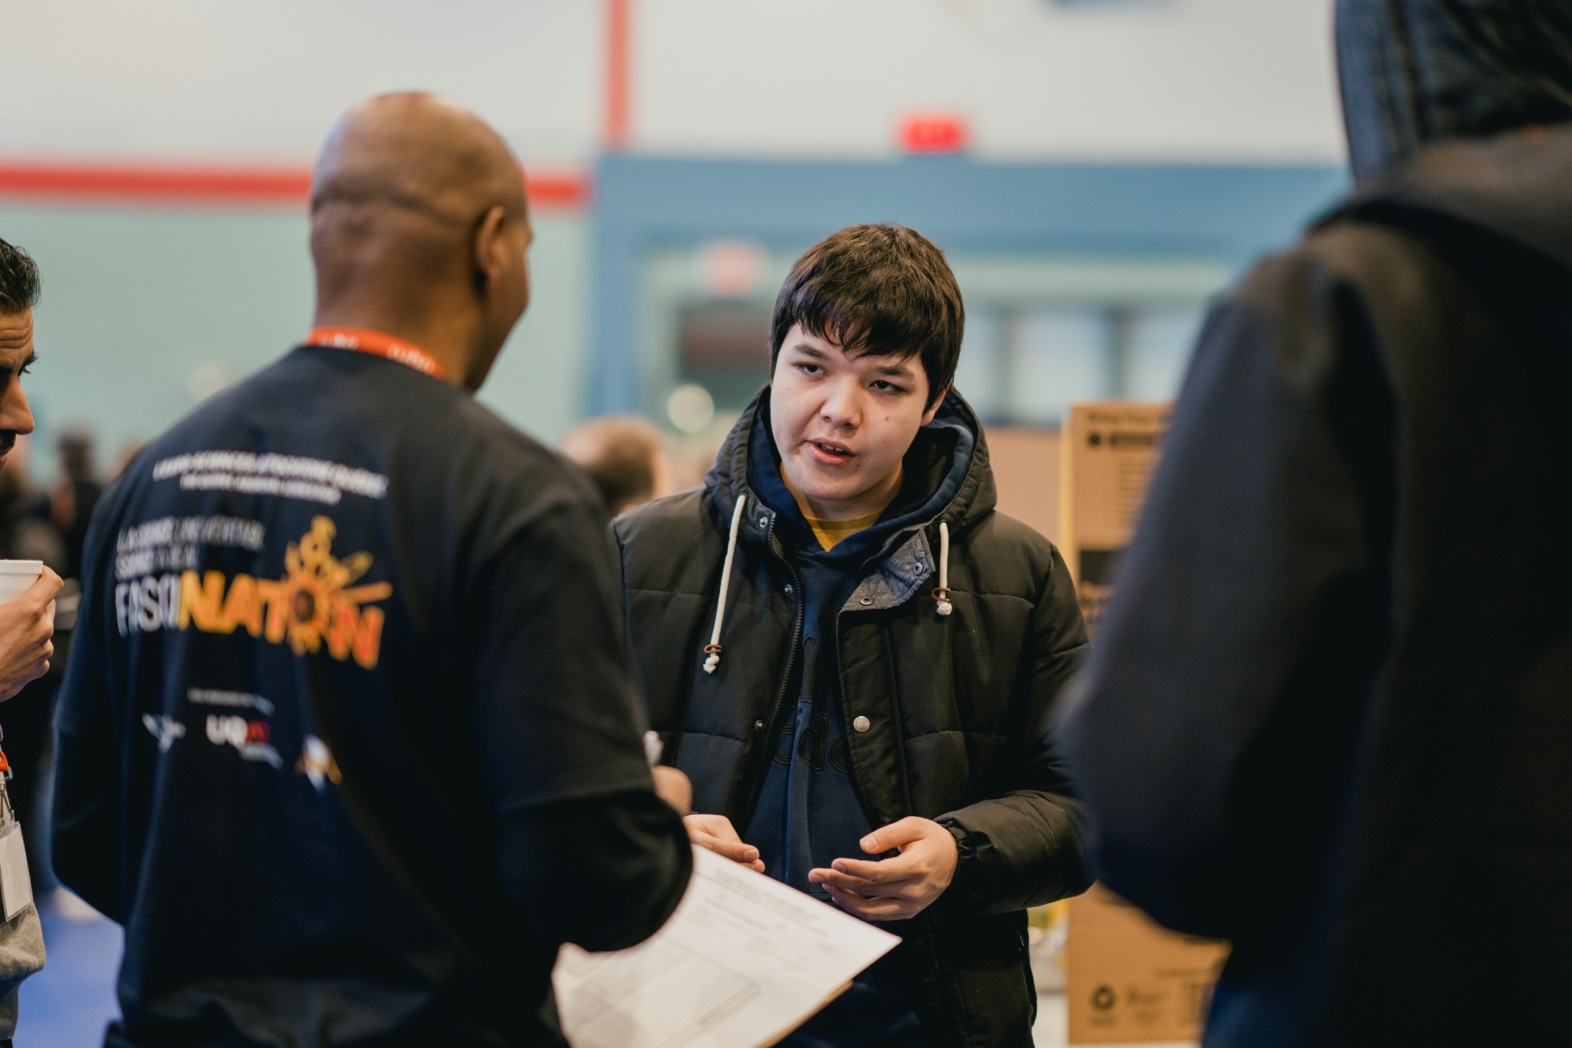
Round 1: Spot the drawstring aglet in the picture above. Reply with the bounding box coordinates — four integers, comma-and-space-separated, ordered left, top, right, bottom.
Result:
933, 520, 953, 617
702, 495, 748, 674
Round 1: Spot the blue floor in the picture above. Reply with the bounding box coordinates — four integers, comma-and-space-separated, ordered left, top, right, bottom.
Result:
5, 900, 1146, 1047
15, 896, 122, 1047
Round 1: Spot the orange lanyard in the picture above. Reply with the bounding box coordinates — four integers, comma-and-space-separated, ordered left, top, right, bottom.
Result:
305, 327, 445, 380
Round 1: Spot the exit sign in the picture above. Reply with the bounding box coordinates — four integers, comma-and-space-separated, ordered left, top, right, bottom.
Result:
898, 113, 971, 154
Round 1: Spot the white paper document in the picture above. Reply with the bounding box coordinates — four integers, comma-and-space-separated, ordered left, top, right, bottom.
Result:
553, 846, 900, 1048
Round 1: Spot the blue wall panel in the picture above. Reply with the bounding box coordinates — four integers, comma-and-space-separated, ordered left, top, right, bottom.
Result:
589, 155, 1347, 414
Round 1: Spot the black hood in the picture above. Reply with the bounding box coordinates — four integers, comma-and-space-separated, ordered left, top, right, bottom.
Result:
1337, 0, 1572, 181
1321, 121, 1572, 275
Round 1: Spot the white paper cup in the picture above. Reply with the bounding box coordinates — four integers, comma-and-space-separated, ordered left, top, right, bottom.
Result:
0, 560, 44, 604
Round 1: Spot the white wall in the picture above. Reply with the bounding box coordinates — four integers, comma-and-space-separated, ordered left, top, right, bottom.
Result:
4, 204, 588, 467
2, 0, 1348, 482
3, 0, 602, 166
2, 0, 1343, 165
637, 0, 1344, 162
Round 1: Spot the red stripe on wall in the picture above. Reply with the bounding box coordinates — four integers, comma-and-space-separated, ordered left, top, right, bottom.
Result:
0, 162, 590, 211
526, 172, 592, 210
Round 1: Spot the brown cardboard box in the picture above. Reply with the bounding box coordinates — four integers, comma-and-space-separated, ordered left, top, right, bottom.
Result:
1058, 402, 1230, 1045
1057, 402, 1172, 632
1065, 887, 1227, 1045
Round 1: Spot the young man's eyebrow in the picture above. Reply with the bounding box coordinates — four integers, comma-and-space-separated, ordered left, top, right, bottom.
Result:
787, 341, 914, 378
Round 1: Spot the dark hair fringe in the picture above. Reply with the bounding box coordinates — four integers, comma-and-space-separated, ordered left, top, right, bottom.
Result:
770, 223, 964, 406
0, 237, 41, 315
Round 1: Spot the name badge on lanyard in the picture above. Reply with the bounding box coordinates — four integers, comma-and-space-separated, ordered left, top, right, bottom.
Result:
0, 739, 34, 921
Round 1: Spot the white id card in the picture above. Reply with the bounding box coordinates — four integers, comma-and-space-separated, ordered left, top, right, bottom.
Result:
0, 820, 33, 921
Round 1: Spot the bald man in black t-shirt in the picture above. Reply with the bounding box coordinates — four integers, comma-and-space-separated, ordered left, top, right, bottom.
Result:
53, 94, 691, 1048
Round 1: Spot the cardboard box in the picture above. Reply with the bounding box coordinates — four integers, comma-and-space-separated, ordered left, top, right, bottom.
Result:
1065, 887, 1227, 1045
1058, 401, 1230, 1045
1058, 402, 1172, 633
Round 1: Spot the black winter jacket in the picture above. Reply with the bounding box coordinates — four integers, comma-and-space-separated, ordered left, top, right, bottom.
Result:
615, 389, 1093, 1047
1060, 124, 1572, 1047
1062, 0, 1572, 1040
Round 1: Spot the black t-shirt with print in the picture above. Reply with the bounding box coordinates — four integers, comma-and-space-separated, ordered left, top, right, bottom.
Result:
54, 345, 687, 1047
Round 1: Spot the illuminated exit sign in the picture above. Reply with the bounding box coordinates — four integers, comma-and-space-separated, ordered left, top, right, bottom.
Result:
898, 113, 971, 154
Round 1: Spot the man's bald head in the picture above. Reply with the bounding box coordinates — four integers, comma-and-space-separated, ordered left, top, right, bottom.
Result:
312, 93, 525, 231
309, 93, 532, 390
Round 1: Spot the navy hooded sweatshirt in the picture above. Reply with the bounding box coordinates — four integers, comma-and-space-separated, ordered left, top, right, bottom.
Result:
744, 398, 973, 1047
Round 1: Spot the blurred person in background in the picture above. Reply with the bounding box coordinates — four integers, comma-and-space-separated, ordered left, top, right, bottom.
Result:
47, 428, 103, 583
109, 440, 148, 483
558, 414, 675, 516
0, 457, 65, 571
1060, 1, 1572, 1044
51, 94, 692, 1048
0, 236, 66, 1048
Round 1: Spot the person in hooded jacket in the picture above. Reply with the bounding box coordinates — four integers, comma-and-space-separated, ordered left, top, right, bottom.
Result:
1058, 1, 1572, 1045
615, 223, 1093, 1048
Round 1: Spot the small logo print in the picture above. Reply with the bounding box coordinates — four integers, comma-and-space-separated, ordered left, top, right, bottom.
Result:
142, 714, 186, 752
205, 715, 282, 768
296, 735, 342, 792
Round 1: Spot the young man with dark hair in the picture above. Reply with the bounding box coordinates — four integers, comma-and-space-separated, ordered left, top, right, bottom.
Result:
616, 223, 1092, 1046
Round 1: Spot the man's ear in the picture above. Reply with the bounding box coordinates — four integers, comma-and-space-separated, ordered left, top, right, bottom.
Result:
921, 385, 951, 425
471, 204, 508, 297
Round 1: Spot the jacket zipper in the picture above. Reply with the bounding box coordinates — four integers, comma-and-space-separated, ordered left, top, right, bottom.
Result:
831, 522, 946, 831
741, 512, 805, 825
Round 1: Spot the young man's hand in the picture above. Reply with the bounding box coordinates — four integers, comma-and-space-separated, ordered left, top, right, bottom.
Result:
0, 567, 63, 701
683, 814, 765, 872
651, 766, 693, 817
808, 816, 958, 921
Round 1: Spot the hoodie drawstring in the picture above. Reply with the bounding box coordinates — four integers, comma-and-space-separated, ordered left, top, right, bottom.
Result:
704, 495, 747, 673
933, 520, 953, 616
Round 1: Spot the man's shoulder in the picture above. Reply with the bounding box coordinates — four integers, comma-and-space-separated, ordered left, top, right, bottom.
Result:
431, 409, 608, 548
1230, 215, 1461, 328
109, 356, 594, 547
168, 353, 574, 482
455, 400, 582, 488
